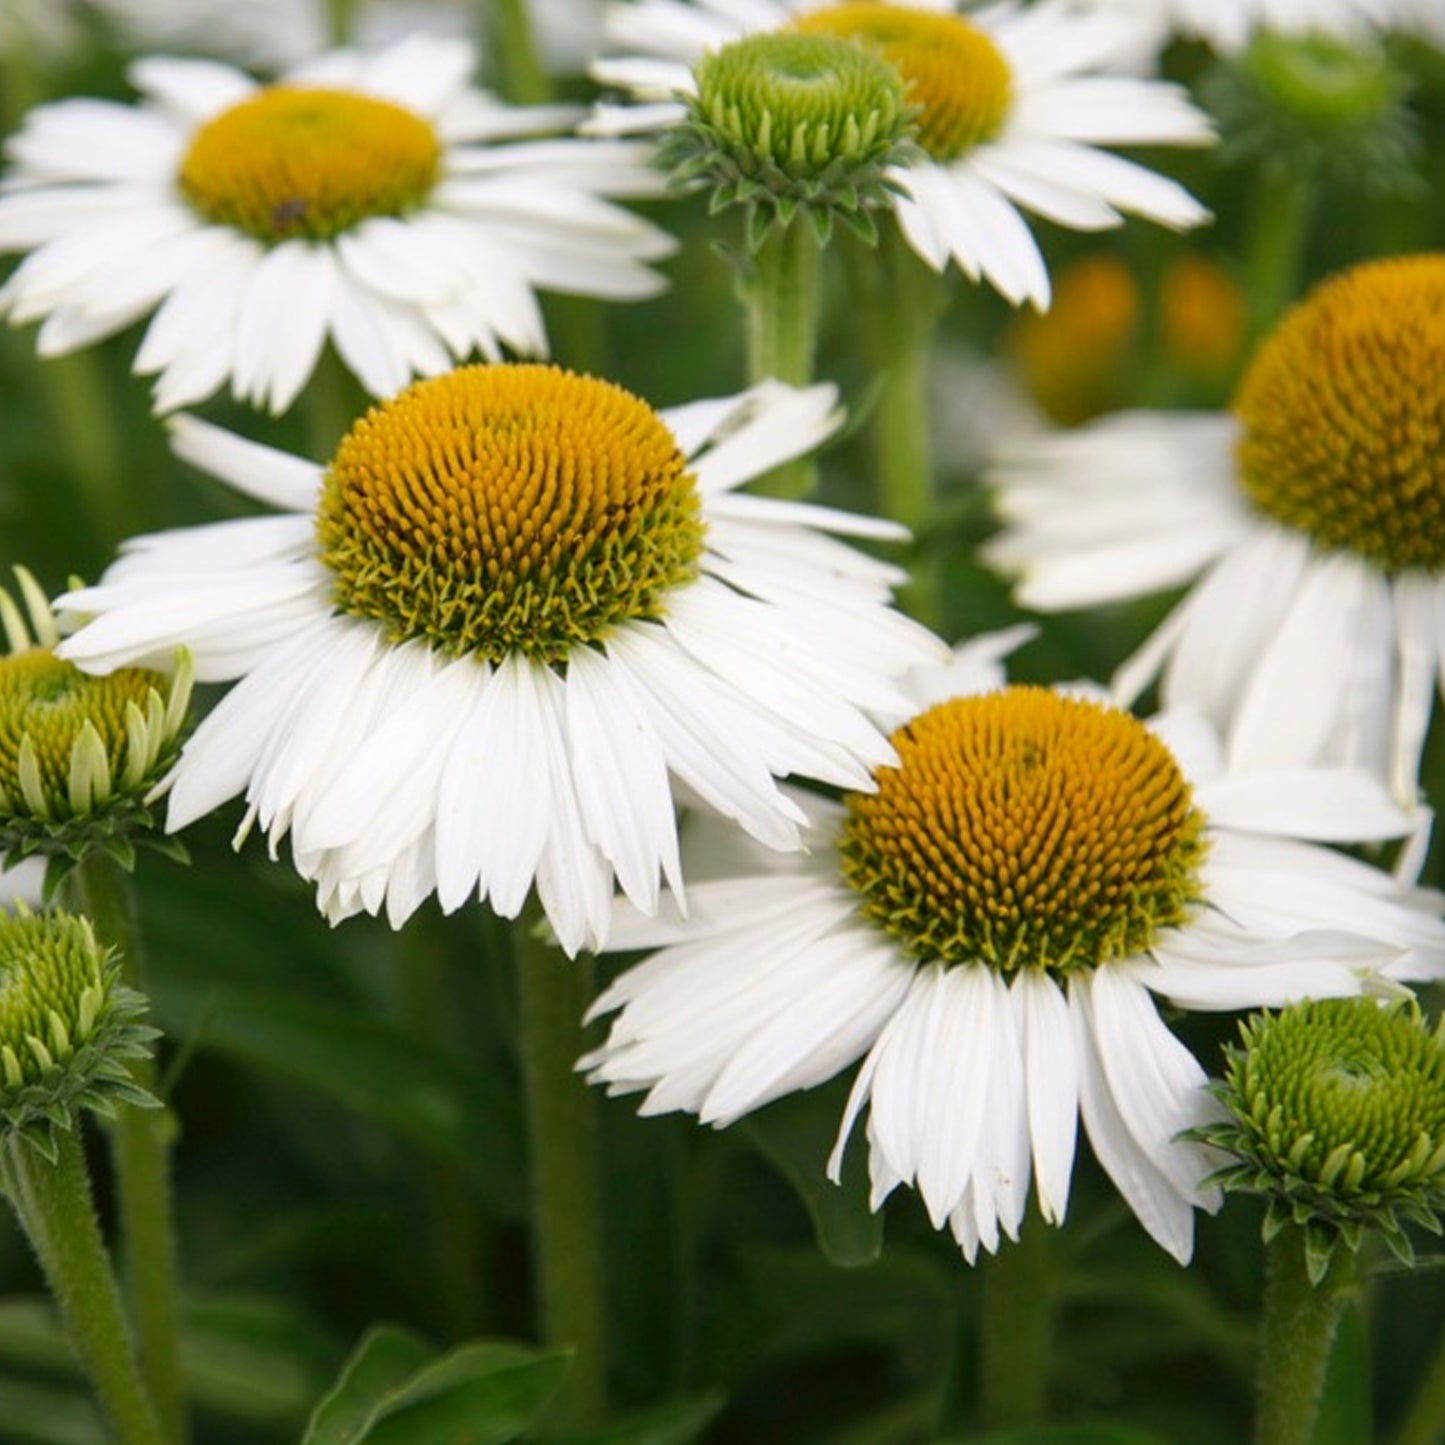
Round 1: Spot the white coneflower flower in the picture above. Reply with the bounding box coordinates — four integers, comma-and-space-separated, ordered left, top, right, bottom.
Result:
55, 364, 944, 954
583, 635, 1445, 1265
590, 0, 1212, 309
0, 34, 672, 414
92, 0, 605, 76
1072, 0, 1386, 56
986, 254, 1445, 806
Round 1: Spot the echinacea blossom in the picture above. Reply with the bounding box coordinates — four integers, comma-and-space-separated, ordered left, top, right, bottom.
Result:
0, 34, 672, 414
56, 365, 945, 954
590, 0, 1212, 309
986, 254, 1445, 807
584, 634, 1445, 1264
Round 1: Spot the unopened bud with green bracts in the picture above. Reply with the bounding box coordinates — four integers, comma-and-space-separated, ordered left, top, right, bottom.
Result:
0, 568, 192, 890
1190, 997, 1445, 1284
0, 903, 157, 1164
661, 30, 920, 250
1204, 30, 1420, 194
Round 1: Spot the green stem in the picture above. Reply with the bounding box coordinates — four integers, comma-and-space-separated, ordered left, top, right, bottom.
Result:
853, 228, 945, 532
325, 0, 360, 44
485, 0, 552, 104
1, 1130, 167, 1445
305, 347, 365, 461
68, 854, 187, 1445
399, 916, 489, 1340
1254, 1225, 1353, 1445
1392, 1300, 1445, 1445
977, 1217, 1056, 1432
739, 221, 822, 499
1245, 170, 1313, 339
516, 919, 606, 1430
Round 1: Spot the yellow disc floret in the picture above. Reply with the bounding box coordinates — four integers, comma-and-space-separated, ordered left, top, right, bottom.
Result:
0, 652, 163, 820
840, 688, 1206, 973
791, 2, 1012, 160
1234, 255, 1445, 573
179, 86, 442, 242
316, 365, 707, 664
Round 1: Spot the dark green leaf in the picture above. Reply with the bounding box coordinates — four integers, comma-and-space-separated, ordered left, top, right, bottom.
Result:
0, 1376, 105, 1445
152, 981, 524, 1216
555, 1393, 724, 1445
954, 1427, 1173, 1445
1310, 1305, 1371, 1445
303, 1326, 435, 1445
743, 1091, 883, 1268
303, 1332, 570, 1445
362, 1342, 571, 1445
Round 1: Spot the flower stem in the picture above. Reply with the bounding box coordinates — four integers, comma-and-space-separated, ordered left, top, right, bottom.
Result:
1392, 1305, 1445, 1445
977, 1216, 1056, 1432
1245, 170, 1312, 339
1, 1129, 167, 1445
852, 227, 945, 532
1254, 1224, 1353, 1445
485, 0, 552, 104
740, 221, 822, 498
516, 919, 606, 1430
68, 853, 187, 1445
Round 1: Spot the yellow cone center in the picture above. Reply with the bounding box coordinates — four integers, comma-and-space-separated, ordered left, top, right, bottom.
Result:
840, 688, 1207, 973
791, 2, 1012, 160
1234, 255, 1445, 573
178, 86, 442, 242
0, 652, 160, 817
316, 365, 707, 664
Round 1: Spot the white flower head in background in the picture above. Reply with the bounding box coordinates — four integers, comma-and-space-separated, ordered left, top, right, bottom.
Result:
0, 34, 673, 414
91, 0, 605, 76
591, 0, 1213, 309
986, 254, 1445, 807
584, 632, 1445, 1264
1069, 0, 1387, 58
56, 364, 946, 954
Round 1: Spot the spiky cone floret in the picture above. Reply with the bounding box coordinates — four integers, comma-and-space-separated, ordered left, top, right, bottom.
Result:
0, 569, 193, 892
0, 904, 158, 1167
658, 30, 921, 249
1190, 997, 1445, 1284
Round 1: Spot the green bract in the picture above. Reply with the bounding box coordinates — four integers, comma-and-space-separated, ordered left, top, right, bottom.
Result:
663, 31, 918, 249
1192, 998, 1445, 1283
1206, 31, 1420, 193
0, 569, 192, 889
0, 904, 157, 1162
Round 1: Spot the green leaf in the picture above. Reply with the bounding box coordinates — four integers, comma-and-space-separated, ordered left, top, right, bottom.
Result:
303, 1326, 436, 1445
555, 1393, 724, 1445
0, 1292, 335, 1427
365, 1343, 571, 1445
742, 1090, 883, 1268
152, 980, 524, 1217
956, 1428, 1173, 1445
302, 1331, 571, 1445
1310, 1304, 1371, 1445
0, 1376, 105, 1445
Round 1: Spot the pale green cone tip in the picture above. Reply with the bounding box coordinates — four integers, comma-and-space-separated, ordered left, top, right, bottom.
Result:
0, 903, 158, 1165
0, 568, 193, 890
1190, 997, 1445, 1283
662, 31, 919, 250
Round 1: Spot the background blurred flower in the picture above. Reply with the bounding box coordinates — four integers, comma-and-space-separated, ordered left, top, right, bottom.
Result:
592, 0, 1213, 309
0, 34, 671, 414
986, 254, 1445, 806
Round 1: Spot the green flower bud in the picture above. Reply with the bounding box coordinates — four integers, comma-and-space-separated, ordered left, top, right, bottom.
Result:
1192, 998, 1445, 1283
1204, 31, 1421, 194
0, 904, 157, 1162
662, 30, 919, 249
0, 569, 192, 889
